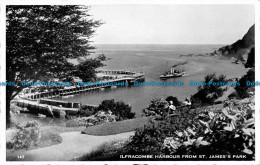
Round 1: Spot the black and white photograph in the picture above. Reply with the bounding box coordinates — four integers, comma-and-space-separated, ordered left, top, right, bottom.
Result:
2, 0, 257, 163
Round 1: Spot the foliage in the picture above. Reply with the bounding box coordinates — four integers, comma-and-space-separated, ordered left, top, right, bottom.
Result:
235, 69, 255, 98
6, 5, 103, 127
245, 47, 255, 68
75, 140, 128, 161
63, 76, 75, 84
124, 98, 255, 160
66, 100, 135, 127
191, 73, 227, 106
143, 98, 169, 116
72, 54, 107, 82
77, 105, 97, 117
165, 96, 181, 106
7, 121, 41, 150
127, 107, 200, 155
66, 111, 117, 127
98, 99, 135, 121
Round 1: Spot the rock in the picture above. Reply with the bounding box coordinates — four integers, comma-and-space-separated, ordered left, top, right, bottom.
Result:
214, 24, 255, 62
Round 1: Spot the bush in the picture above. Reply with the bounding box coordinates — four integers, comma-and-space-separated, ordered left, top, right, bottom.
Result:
127, 107, 201, 155
76, 97, 255, 160
165, 96, 181, 106
98, 99, 135, 121
77, 105, 97, 117
124, 98, 255, 160
66, 100, 133, 127
67, 111, 117, 127
245, 47, 255, 68
228, 92, 239, 99
6, 142, 14, 150
235, 69, 255, 98
76, 140, 127, 161
191, 73, 227, 105
142, 99, 169, 116
8, 121, 41, 150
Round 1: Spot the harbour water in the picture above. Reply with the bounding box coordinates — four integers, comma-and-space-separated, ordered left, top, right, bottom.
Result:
13, 44, 248, 125
57, 44, 248, 117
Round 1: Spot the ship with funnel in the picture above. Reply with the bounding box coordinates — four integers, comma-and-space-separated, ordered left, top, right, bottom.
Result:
160, 67, 185, 79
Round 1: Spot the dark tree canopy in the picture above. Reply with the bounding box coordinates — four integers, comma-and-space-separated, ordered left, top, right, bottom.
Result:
6, 5, 103, 127
72, 54, 106, 82
98, 99, 135, 121
191, 73, 227, 106
235, 69, 255, 98
245, 47, 255, 68
165, 96, 181, 106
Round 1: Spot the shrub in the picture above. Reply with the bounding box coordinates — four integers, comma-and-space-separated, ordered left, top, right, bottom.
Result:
235, 69, 255, 98
142, 98, 169, 116
245, 47, 255, 68
6, 142, 14, 150
77, 105, 97, 117
67, 111, 117, 127
190, 95, 203, 108
127, 106, 201, 155
76, 97, 255, 160
98, 99, 135, 121
165, 96, 181, 106
8, 121, 41, 150
124, 98, 255, 160
228, 92, 239, 99
76, 140, 127, 161
191, 73, 227, 105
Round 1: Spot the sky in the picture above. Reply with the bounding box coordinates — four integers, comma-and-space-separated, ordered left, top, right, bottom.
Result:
89, 5, 254, 45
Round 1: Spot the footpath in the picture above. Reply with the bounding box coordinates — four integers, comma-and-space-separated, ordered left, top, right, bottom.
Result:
7, 131, 135, 161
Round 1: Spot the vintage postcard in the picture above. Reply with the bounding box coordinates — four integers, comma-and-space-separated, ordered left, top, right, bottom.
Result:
0, 0, 259, 164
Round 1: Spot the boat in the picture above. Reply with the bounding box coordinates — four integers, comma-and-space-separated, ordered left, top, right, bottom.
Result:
160, 67, 185, 79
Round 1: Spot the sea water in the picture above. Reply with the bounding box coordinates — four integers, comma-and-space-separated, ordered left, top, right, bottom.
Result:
13, 44, 248, 125
59, 44, 247, 117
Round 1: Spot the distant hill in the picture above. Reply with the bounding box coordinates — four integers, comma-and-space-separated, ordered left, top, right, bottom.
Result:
212, 24, 255, 62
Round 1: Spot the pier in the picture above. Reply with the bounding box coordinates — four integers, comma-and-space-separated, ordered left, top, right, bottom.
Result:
15, 70, 145, 118
15, 99, 79, 118
20, 70, 145, 101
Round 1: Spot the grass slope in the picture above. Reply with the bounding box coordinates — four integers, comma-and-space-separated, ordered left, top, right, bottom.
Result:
82, 116, 155, 136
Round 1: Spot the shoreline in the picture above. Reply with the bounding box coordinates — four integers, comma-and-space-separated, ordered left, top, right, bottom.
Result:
10, 54, 248, 122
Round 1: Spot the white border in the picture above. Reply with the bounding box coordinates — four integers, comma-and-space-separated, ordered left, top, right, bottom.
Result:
254, 1, 260, 165
0, 2, 7, 164
0, 0, 259, 165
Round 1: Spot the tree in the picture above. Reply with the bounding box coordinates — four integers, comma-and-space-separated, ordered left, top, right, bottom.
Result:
98, 99, 135, 120
191, 73, 227, 106
245, 47, 255, 68
235, 69, 255, 98
72, 54, 106, 82
6, 5, 103, 127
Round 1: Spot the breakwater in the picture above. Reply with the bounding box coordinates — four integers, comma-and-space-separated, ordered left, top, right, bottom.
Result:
15, 99, 79, 118
20, 70, 145, 101
15, 98, 99, 118
15, 70, 145, 118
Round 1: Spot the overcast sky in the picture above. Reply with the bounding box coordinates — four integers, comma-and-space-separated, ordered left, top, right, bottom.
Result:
89, 5, 254, 44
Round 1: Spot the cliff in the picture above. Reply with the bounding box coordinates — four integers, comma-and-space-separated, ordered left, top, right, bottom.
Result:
212, 24, 255, 62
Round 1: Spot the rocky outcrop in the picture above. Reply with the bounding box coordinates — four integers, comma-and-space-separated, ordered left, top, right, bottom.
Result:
212, 24, 255, 62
